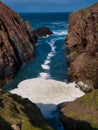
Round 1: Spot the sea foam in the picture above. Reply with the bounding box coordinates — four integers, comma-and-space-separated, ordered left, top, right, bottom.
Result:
41, 39, 56, 71
53, 30, 68, 36
41, 64, 50, 70
10, 78, 84, 118
39, 72, 50, 79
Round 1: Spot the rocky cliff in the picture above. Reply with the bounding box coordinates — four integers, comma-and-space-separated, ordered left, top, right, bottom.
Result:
0, 2, 37, 86
66, 3, 98, 91
0, 91, 53, 130
34, 27, 53, 38
60, 90, 98, 130
60, 3, 98, 130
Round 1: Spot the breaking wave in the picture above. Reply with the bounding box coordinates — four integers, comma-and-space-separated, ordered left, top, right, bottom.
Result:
53, 30, 68, 36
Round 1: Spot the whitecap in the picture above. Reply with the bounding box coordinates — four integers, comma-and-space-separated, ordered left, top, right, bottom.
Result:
10, 78, 84, 118
53, 30, 68, 36
51, 46, 56, 52
39, 73, 50, 79
41, 64, 50, 70
44, 60, 51, 65
48, 53, 54, 57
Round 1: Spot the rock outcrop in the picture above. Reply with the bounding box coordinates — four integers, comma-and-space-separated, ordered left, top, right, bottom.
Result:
60, 90, 98, 130
0, 2, 37, 86
66, 3, 98, 90
34, 27, 53, 38
0, 91, 53, 130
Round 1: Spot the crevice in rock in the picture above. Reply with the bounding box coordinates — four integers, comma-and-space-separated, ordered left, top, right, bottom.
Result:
82, 39, 87, 49
0, 19, 22, 65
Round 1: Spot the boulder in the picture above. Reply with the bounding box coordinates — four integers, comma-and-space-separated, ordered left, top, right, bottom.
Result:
66, 3, 98, 90
0, 2, 37, 86
34, 27, 53, 38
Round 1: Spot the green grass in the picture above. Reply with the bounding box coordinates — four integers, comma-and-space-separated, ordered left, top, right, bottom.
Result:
0, 91, 53, 130
62, 90, 98, 129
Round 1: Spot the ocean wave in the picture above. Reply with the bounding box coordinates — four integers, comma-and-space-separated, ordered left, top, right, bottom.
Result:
38, 72, 50, 79
41, 64, 50, 70
53, 30, 68, 36
41, 39, 56, 71
52, 22, 68, 26
44, 60, 51, 64
10, 78, 84, 118
48, 52, 55, 58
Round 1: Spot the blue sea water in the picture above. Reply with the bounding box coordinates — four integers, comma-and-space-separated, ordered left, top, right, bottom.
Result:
4, 13, 70, 91
3, 13, 71, 130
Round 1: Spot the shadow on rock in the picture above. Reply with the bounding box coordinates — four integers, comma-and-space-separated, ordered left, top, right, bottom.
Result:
0, 116, 13, 130
60, 115, 98, 130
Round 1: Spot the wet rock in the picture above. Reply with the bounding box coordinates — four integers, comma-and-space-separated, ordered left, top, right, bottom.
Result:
34, 27, 53, 38
66, 3, 98, 90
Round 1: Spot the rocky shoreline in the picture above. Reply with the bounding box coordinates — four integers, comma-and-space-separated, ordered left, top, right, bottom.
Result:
0, 2, 53, 130
66, 3, 98, 91
60, 3, 98, 130
0, 1, 98, 130
0, 1, 53, 87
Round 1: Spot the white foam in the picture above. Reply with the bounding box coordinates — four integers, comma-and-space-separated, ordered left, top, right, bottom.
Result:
10, 78, 84, 118
41, 64, 50, 70
54, 30, 68, 36
44, 60, 50, 64
41, 39, 56, 71
48, 52, 54, 57
38, 73, 50, 79
51, 46, 56, 52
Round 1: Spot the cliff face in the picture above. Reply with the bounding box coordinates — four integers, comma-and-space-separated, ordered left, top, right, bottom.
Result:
0, 2, 37, 85
60, 3, 98, 129
0, 91, 53, 130
60, 90, 98, 130
66, 3, 98, 90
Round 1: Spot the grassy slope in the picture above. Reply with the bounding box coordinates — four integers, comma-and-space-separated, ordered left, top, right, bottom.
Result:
61, 90, 98, 129
0, 91, 53, 130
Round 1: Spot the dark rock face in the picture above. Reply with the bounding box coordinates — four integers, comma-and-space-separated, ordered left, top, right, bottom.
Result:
66, 3, 98, 90
60, 90, 98, 130
0, 2, 37, 86
34, 27, 53, 38
0, 91, 53, 130
60, 115, 92, 130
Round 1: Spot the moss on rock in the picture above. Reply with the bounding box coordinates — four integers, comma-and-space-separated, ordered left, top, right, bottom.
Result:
0, 91, 53, 130
60, 90, 98, 130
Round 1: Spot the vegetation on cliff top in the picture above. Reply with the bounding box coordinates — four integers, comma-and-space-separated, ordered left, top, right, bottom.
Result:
61, 90, 98, 129
0, 91, 53, 130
